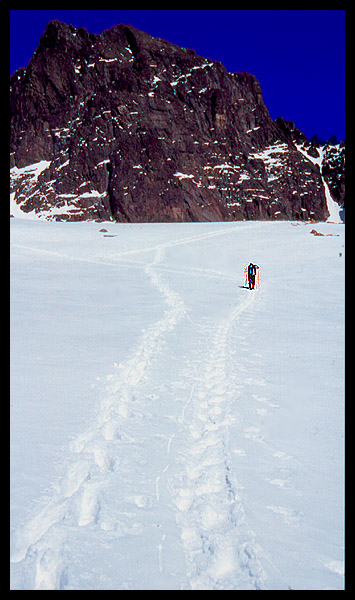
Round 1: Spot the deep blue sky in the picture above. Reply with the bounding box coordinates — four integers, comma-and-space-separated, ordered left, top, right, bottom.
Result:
10, 10, 345, 142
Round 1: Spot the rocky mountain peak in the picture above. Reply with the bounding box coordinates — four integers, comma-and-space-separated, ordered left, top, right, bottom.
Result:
10, 20, 344, 222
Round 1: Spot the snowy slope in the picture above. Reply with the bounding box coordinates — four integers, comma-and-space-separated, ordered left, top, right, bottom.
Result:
10, 219, 344, 590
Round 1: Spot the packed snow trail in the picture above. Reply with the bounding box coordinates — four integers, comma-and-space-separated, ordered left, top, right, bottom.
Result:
171, 291, 267, 590
11, 237, 187, 588
10, 220, 345, 590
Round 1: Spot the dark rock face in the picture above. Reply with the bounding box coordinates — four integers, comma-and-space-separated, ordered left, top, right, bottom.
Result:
321, 142, 345, 207
10, 20, 339, 222
275, 117, 345, 206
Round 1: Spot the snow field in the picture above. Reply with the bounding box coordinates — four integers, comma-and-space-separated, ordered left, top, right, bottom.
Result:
10, 219, 344, 589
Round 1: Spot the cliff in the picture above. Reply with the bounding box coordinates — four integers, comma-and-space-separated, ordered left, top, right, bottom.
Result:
10, 20, 337, 222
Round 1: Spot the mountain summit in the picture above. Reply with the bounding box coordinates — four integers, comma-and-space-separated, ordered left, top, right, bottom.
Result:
10, 20, 343, 222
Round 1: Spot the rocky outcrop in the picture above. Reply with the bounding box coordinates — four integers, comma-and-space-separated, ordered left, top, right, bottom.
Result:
10, 20, 339, 222
321, 142, 345, 207
275, 117, 345, 212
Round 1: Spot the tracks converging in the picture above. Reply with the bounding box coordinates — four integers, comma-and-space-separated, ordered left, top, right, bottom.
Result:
11, 227, 265, 590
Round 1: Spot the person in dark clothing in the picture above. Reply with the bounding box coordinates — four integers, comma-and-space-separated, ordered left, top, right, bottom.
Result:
247, 263, 259, 290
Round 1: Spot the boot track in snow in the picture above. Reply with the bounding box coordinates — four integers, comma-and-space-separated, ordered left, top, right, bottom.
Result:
172, 291, 267, 590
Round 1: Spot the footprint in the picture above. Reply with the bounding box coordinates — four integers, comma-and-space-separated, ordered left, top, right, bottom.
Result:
61, 459, 91, 498
272, 451, 293, 461
211, 405, 223, 416
189, 422, 204, 440
325, 560, 344, 576
84, 439, 115, 472
69, 430, 96, 454
186, 463, 203, 481
102, 421, 121, 441
10, 502, 66, 564
252, 395, 268, 404
209, 395, 225, 406
117, 401, 132, 418
77, 481, 101, 526
131, 495, 154, 509
195, 476, 224, 496
233, 449, 247, 456
244, 427, 265, 444
209, 382, 227, 396
200, 504, 224, 530
211, 539, 238, 579
267, 478, 291, 489
180, 525, 202, 553
35, 547, 62, 590
205, 421, 220, 432
266, 505, 303, 526
98, 516, 117, 532
173, 487, 194, 512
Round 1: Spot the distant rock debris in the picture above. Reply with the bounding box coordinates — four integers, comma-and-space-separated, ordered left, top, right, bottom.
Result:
310, 229, 339, 237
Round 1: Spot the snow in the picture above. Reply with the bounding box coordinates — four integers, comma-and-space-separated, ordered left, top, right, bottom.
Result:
10, 218, 344, 590
10, 160, 52, 183
211, 164, 240, 173
10, 161, 52, 220
249, 143, 289, 183
98, 57, 119, 63
173, 172, 194, 180
294, 144, 344, 224
323, 181, 342, 223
